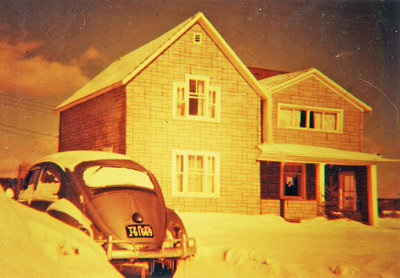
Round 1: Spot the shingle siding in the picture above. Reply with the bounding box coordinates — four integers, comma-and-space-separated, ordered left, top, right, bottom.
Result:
125, 23, 261, 214
272, 76, 363, 151
59, 87, 126, 153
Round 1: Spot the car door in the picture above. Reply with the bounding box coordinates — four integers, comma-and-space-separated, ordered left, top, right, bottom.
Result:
19, 165, 62, 211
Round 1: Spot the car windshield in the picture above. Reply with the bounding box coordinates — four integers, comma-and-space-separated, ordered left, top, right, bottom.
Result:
83, 166, 154, 189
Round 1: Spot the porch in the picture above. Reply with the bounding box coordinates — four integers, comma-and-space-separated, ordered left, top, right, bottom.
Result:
257, 143, 395, 225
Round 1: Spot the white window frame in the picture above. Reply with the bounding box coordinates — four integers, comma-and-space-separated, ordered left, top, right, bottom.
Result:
172, 74, 221, 122
278, 103, 343, 132
172, 150, 220, 198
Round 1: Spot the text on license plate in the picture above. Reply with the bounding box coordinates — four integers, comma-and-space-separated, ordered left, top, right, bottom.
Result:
126, 225, 154, 238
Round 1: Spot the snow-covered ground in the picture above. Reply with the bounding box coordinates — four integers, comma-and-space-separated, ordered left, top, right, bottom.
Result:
1, 184, 399, 277
176, 213, 400, 278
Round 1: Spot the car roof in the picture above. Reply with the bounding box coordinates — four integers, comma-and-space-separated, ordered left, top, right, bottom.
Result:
36, 151, 133, 171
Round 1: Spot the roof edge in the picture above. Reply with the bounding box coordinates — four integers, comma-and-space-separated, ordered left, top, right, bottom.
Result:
54, 81, 123, 112
268, 68, 372, 112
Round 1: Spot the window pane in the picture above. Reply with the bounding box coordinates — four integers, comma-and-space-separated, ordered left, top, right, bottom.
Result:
314, 112, 322, 129
198, 98, 205, 116
197, 80, 204, 93
196, 156, 204, 169
283, 164, 303, 197
293, 110, 301, 127
309, 111, 315, 128
284, 175, 299, 196
188, 174, 203, 192
83, 166, 154, 189
189, 98, 198, 115
189, 80, 196, 92
188, 155, 195, 168
300, 110, 307, 127
36, 167, 62, 197
324, 113, 337, 130
280, 108, 292, 127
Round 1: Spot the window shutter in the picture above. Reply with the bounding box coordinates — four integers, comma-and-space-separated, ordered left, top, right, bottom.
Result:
173, 82, 186, 117
208, 86, 220, 120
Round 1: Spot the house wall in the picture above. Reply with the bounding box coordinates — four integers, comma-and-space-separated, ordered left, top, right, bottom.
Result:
58, 87, 126, 153
125, 23, 261, 214
260, 161, 318, 219
272, 76, 364, 152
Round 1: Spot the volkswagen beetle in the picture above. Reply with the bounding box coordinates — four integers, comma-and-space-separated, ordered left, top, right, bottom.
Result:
16, 151, 196, 276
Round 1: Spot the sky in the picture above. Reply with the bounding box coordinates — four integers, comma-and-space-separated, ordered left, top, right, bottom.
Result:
0, 0, 399, 197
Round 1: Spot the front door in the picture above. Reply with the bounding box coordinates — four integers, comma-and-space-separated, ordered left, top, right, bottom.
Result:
338, 171, 356, 211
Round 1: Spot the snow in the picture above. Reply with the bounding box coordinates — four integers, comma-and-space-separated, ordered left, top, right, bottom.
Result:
37, 150, 132, 171
2, 184, 399, 277
0, 187, 122, 278
257, 143, 397, 164
175, 213, 400, 278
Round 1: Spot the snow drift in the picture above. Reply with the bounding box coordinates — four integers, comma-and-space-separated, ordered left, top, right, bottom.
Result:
0, 187, 122, 277
1, 185, 399, 277
175, 213, 400, 278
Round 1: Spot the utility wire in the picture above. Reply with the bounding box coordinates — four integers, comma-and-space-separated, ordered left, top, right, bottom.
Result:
0, 123, 58, 138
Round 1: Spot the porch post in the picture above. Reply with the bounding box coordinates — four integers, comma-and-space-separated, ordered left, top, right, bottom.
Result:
367, 164, 378, 226
315, 163, 326, 216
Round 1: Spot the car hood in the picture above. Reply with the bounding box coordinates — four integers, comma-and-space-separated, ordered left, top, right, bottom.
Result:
84, 189, 166, 250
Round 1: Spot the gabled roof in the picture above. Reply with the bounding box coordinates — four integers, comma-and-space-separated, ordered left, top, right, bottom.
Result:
259, 68, 372, 112
55, 12, 267, 112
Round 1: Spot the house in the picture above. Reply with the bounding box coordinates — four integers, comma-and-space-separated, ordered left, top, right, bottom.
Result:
55, 12, 394, 225
256, 68, 395, 225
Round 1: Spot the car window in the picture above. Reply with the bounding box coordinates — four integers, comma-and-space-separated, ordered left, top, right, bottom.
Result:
34, 167, 62, 198
83, 166, 154, 190
18, 168, 40, 201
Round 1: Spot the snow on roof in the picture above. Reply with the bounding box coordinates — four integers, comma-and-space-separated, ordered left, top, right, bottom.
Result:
259, 68, 372, 112
55, 12, 266, 112
37, 151, 132, 171
257, 143, 398, 165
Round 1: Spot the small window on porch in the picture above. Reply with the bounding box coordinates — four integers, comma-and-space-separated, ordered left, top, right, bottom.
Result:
281, 163, 305, 199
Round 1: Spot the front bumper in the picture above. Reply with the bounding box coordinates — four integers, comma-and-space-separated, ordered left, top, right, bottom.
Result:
100, 234, 197, 261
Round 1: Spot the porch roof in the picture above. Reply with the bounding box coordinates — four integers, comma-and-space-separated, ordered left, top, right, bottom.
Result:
257, 143, 399, 165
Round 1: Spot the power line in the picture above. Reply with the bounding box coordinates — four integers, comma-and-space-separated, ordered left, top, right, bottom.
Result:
0, 98, 56, 115
0, 94, 56, 110
0, 123, 58, 138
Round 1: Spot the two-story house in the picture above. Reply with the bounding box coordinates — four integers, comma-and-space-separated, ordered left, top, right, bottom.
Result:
55, 12, 393, 225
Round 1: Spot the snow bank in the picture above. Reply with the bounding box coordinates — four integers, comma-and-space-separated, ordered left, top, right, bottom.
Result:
2, 188, 399, 278
0, 188, 122, 278
176, 213, 400, 278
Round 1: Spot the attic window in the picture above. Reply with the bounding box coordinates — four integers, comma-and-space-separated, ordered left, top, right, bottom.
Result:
193, 33, 202, 44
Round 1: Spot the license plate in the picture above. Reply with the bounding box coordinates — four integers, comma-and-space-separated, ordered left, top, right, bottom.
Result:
126, 225, 154, 238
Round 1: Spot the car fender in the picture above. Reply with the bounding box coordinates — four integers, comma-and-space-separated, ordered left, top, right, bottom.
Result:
47, 198, 94, 238
166, 208, 187, 239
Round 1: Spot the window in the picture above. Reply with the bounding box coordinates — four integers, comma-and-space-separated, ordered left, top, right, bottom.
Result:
35, 167, 62, 198
281, 163, 305, 199
173, 74, 220, 121
172, 150, 220, 197
82, 166, 154, 190
279, 104, 342, 132
338, 171, 356, 211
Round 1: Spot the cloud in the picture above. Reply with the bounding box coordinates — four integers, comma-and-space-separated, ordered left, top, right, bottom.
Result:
71, 46, 105, 67
0, 38, 105, 96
